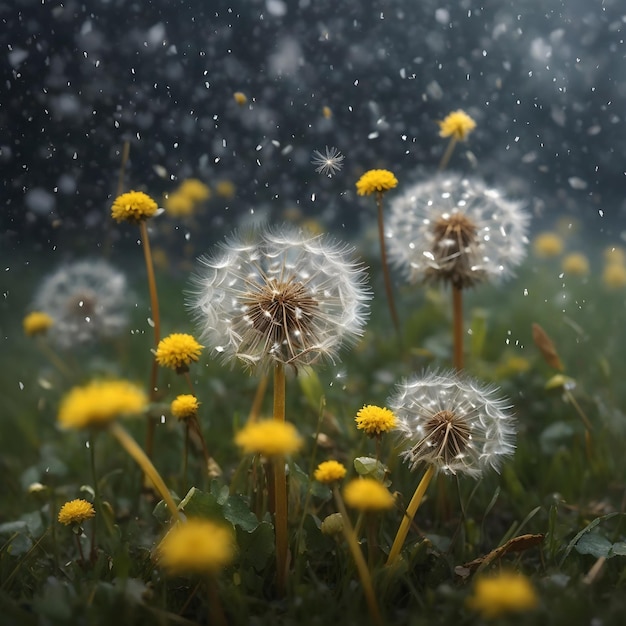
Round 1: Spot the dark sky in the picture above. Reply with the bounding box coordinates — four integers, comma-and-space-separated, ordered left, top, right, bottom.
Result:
2, 0, 625, 251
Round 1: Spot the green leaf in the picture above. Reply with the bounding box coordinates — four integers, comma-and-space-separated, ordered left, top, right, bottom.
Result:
178, 487, 224, 521
560, 512, 622, 565
223, 494, 259, 532
298, 370, 324, 412
574, 532, 613, 558
353, 457, 390, 486
609, 542, 626, 557
236, 522, 275, 571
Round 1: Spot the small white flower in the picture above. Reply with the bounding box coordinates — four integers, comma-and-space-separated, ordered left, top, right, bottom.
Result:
188, 226, 371, 371
32, 260, 130, 349
390, 370, 516, 477
311, 146, 345, 178
387, 173, 530, 289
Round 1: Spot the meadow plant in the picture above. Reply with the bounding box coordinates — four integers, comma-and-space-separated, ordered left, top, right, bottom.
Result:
189, 225, 371, 594
387, 173, 529, 368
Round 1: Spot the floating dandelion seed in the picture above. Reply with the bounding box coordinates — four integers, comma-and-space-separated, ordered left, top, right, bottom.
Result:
390, 369, 516, 477
189, 226, 371, 371
311, 146, 345, 177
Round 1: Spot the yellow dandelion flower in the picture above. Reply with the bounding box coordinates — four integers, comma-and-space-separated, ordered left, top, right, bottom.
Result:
343, 478, 395, 511
437, 109, 476, 141
466, 571, 538, 619
561, 252, 590, 276
603, 262, 626, 290
322, 105, 332, 119
58, 499, 95, 525
155, 333, 203, 372
355, 404, 397, 437
235, 419, 303, 457
215, 179, 236, 199
58, 379, 147, 429
533, 232, 564, 258
178, 178, 211, 202
157, 519, 235, 575
111, 190, 158, 224
23, 311, 54, 337
356, 169, 398, 196
233, 91, 248, 106
171, 394, 200, 421
314, 460, 347, 484
164, 192, 195, 217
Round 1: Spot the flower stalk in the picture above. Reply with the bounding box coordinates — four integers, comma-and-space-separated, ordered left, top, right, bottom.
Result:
273, 362, 288, 596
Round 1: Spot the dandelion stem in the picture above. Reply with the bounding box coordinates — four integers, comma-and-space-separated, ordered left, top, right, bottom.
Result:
36, 338, 73, 378
332, 486, 383, 626
110, 422, 181, 522
452, 286, 464, 371
75, 533, 86, 564
182, 423, 189, 492
376, 191, 400, 335
439, 137, 458, 171
140, 219, 161, 459
89, 436, 100, 561
386, 464, 435, 566
206, 575, 229, 626
272, 362, 289, 596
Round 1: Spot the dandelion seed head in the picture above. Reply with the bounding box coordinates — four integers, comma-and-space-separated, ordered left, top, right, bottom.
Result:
390, 370, 516, 477
387, 174, 529, 289
189, 226, 371, 371
311, 146, 344, 177
32, 260, 130, 349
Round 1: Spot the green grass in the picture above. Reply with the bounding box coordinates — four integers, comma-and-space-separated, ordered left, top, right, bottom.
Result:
2, 238, 626, 626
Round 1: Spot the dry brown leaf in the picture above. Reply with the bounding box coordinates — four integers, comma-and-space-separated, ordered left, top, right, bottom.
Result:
460, 533, 545, 572
532, 323, 564, 371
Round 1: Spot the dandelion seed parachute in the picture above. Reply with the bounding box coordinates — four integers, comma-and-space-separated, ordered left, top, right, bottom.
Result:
390, 369, 516, 477
311, 146, 345, 177
188, 226, 371, 371
387, 173, 529, 289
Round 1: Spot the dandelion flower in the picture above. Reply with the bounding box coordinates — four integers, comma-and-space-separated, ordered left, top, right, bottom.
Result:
164, 192, 195, 217
533, 231, 564, 258
23, 311, 54, 337
171, 394, 200, 421
155, 333, 203, 372
437, 109, 476, 141
320, 512, 344, 536
58, 379, 147, 430
343, 478, 395, 511
466, 571, 538, 619
111, 190, 158, 224
58, 499, 95, 525
314, 460, 347, 484
157, 519, 235, 575
235, 419, 303, 457
31, 260, 130, 349
178, 178, 210, 202
355, 405, 396, 437
311, 146, 345, 177
387, 173, 529, 290
233, 91, 247, 106
604, 246, 626, 264
356, 169, 398, 196
603, 263, 626, 289
390, 370, 515, 477
189, 227, 371, 371
561, 252, 590, 276
216, 180, 236, 199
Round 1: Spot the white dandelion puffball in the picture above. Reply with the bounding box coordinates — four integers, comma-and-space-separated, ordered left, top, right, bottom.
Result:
390, 370, 516, 477
32, 260, 130, 349
189, 227, 371, 370
387, 173, 530, 289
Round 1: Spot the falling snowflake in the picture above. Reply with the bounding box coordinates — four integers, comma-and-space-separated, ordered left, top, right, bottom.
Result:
311, 146, 344, 177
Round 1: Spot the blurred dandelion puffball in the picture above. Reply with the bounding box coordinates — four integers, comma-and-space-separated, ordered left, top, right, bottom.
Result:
189, 227, 371, 371
31, 260, 130, 349
390, 370, 516, 478
387, 173, 529, 289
